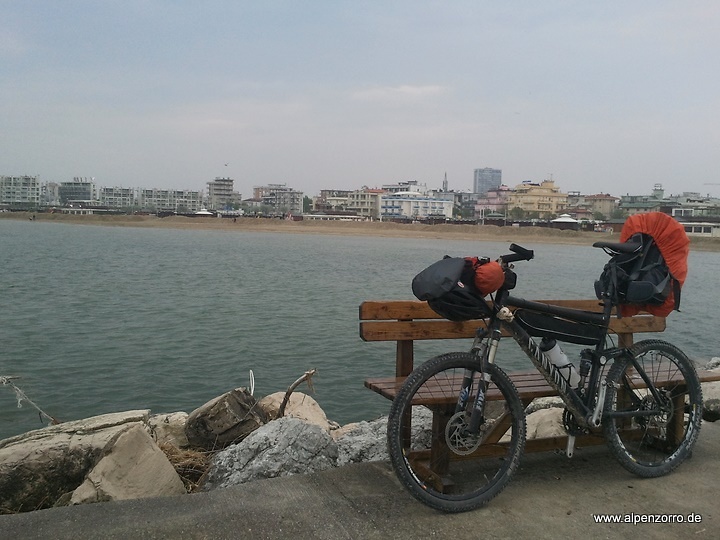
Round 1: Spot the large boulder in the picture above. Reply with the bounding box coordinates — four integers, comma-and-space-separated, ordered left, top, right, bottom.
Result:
70, 424, 186, 504
333, 417, 387, 466
257, 391, 339, 432
185, 388, 269, 450
525, 408, 565, 439
0, 410, 184, 512
203, 417, 338, 489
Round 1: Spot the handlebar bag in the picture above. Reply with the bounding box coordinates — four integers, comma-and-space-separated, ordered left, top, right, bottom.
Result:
411, 256, 494, 321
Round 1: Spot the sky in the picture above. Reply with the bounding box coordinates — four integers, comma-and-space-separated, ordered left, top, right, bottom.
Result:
2, 1, 719, 199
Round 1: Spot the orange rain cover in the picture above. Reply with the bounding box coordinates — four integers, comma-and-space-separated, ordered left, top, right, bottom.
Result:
618, 212, 689, 317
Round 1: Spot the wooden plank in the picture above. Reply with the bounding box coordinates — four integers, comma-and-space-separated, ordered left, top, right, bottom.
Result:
359, 315, 665, 342
360, 319, 491, 341
360, 300, 443, 321
359, 299, 612, 320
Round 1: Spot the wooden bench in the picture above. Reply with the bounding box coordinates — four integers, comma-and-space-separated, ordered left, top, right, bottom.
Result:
361, 299, 720, 454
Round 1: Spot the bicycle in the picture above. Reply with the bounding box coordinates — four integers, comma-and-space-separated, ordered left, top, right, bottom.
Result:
387, 243, 703, 513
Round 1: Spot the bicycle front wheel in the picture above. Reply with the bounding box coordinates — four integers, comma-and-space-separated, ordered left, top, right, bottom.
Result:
387, 352, 526, 513
603, 339, 703, 477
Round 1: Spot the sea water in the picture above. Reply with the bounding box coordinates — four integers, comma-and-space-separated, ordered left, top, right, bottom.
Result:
1, 219, 718, 440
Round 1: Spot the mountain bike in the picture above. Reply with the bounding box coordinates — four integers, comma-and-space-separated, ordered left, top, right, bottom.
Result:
387, 243, 703, 513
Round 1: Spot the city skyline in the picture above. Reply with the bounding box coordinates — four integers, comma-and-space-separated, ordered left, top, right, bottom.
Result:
3, 2, 719, 198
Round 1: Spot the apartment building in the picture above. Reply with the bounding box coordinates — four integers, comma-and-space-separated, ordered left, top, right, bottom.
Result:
138, 189, 204, 212
0, 175, 41, 207
475, 185, 512, 216
347, 188, 384, 219
505, 180, 568, 218
313, 189, 351, 212
99, 187, 137, 208
380, 190, 454, 220
207, 177, 240, 210
253, 183, 303, 214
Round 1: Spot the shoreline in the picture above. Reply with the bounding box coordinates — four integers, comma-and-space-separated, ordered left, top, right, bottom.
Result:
3, 211, 720, 251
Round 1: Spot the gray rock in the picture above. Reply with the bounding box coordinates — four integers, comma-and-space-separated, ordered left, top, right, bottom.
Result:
525, 396, 564, 415
203, 417, 338, 489
705, 358, 720, 370
702, 381, 720, 422
703, 399, 720, 422
334, 417, 388, 466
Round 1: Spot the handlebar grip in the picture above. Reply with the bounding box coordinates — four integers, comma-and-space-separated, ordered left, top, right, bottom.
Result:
499, 244, 534, 263
510, 243, 534, 260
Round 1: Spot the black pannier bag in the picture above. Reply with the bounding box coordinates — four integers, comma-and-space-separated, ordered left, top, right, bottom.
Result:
412, 257, 492, 321
594, 232, 678, 309
514, 309, 605, 346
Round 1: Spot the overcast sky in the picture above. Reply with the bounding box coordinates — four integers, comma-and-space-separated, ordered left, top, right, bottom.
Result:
2, 1, 719, 198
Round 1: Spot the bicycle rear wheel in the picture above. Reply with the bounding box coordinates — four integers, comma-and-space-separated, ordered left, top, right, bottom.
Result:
603, 339, 702, 477
387, 352, 526, 513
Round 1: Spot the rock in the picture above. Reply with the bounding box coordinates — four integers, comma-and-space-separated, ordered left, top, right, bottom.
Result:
0, 410, 163, 512
703, 399, 720, 422
705, 358, 720, 370
333, 417, 387, 466
702, 380, 720, 422
257, 391, 339, 432
525, 396, 564, 415
149, 412, 189, 449
70, 424, 186, 504
203, 417, 338, 489
185, 388, 269, 450
525, 408, 565, 439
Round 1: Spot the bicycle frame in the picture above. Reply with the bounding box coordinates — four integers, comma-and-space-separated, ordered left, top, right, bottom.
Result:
469, 287, 619, 432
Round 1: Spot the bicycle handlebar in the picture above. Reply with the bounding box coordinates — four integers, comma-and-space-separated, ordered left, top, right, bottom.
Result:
499, 243, 534, 264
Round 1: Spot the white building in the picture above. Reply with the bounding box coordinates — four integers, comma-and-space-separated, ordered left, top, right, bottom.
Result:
0, 175, 41, 207
380, 191, 454, 220
100, 187, 137, 208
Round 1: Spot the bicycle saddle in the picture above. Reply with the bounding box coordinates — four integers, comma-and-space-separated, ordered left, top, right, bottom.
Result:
592, 240, 642, 254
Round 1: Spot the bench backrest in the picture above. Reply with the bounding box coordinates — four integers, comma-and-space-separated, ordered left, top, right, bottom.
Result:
359, 299, 666, 377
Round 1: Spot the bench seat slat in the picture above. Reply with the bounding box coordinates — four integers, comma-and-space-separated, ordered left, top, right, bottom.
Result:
365, 369, 720, 404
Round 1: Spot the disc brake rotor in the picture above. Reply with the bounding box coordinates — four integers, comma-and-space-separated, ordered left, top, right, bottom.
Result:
445, 412, 482, 455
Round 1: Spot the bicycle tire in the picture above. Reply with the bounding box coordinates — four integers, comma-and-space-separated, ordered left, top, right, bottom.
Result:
387, 352, 526, 513
602, 339, 703, 477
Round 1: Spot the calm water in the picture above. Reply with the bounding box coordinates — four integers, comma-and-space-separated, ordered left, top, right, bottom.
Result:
1, 219, 718, 440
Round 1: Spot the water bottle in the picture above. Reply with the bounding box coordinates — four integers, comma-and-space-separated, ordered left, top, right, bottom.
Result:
540, 337, 581, 388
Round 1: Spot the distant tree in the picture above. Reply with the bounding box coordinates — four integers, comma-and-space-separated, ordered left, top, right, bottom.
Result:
509, 206, 525, 219
303, 196, 312, 213
593, 211, 607, 221
610, 208, 627, 219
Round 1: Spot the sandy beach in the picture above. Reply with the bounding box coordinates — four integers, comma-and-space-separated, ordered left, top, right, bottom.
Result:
4, 212, 720, 252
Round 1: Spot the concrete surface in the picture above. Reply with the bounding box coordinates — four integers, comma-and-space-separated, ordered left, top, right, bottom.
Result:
1, 422, 718, 540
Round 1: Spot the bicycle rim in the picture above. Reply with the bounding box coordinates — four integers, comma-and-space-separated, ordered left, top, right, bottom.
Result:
387, 352, 526, 513
603, 339, 703, 477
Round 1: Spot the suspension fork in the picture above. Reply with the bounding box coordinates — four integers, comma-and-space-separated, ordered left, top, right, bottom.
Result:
456, 326, 502, 434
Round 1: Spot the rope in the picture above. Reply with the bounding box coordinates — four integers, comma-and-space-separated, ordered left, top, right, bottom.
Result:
1, 376, 59, 425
